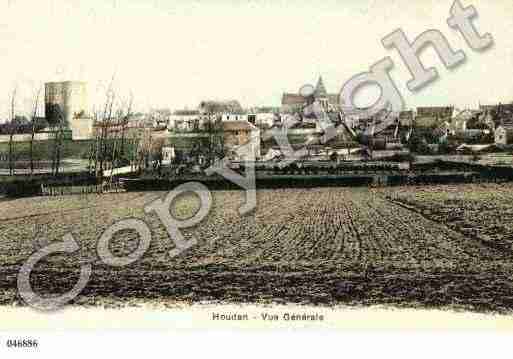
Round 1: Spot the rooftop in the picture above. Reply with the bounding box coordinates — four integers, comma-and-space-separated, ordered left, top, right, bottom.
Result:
417, 106, 454, 118
223, 121, 257, 132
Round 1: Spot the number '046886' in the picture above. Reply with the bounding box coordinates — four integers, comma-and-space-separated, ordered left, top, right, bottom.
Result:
6, 339, 39, 348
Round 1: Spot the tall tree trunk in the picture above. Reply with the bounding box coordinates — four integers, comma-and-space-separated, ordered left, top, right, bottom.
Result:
8, 88, 16, 176
29, 86, 42, 177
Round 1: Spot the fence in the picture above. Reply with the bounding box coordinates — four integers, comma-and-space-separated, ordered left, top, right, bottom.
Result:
40, 181, 124, 196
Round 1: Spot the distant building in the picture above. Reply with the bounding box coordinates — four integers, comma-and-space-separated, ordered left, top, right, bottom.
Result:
479, 111, 496, 130
222, 121, 261, 160
479, 104, 513, 129
218, 112, 275, 129
151, 109, 171, 128
480, 103, 513, 115
416, 106, 454, 118
281, 76, 340, 113
45, 81, 93, 140
398, 110, 415, 127
432, 121, 452, 143
495, 124, 513, 145
169, 110, 202, 132
220, 113, 247, 122
454, 129, 490, 144
199, 100, 244, 115
414, 116, 442, 129
161, 146, 175, 165
256, 113, 278, 128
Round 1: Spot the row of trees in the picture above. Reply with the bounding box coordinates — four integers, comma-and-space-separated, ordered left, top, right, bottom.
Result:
1, 82, 147, 181
1, 86, 47, 176
1, 85, 79, 177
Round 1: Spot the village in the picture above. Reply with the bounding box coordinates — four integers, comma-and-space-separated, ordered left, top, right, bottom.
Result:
0, 76, 513, 193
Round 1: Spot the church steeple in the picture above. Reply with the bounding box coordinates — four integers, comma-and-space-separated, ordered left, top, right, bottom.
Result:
314, 76, 327, 98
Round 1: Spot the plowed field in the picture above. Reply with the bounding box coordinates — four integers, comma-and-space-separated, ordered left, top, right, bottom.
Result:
1, 185, 513, 312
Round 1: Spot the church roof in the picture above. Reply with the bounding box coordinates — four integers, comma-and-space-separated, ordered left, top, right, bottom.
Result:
281, 77, 340, 107
314, 76, 327, 98
281, 93, 306, 106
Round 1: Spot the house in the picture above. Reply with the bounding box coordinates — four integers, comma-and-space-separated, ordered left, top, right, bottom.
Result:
495, 124, 513, 145
398, 110, 415, 127
414, 116, 441, 128
151, 109, 171, 128
480, 104, 513, 129
169, 110, 202, 132
161, 146, 175, 165
480, 103, 513, 116
453, 129, 491, 144
246, 112, 276, 128
220, 113, 247, 122
451, 109, 480, 131
223, 121, 261, 161
128, 113, 152, 128
432, 121, 452, 143
415, 106, 454, 129
416, 106, 454, 118
479, 111, 497, 130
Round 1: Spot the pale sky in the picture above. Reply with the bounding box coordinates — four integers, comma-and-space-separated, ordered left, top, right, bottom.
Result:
0, 0, 512, 119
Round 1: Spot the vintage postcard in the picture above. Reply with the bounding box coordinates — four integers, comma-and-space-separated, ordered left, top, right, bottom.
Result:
0, 0, 513, 356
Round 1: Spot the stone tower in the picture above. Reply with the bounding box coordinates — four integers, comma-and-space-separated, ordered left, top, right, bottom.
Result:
45, 81, 93, 140
45, 81, 87, 126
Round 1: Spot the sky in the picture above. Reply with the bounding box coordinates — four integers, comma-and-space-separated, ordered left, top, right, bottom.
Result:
0, 0, 511, 119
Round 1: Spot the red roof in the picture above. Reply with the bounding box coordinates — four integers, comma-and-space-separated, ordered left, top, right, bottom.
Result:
223, 121, 256, 131
281, 93, 306, 106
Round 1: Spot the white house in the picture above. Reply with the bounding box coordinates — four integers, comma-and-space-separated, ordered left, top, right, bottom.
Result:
495, 125, 513, 145
246, 113, 276, 128
161, 146, 175, 164
219, 113, 248, 122
169, 111, 203, 132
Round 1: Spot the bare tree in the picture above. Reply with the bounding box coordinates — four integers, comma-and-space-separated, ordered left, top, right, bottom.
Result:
29, 86, 42, 176
8, 87, 17, 176
50, 107, 66, 177
87, 82, 138, 185
135, 127, 153, 172
109, 94, 133, 170
205, 115, 224, 167
151, 137, 165, 175
92, 81, 116, 180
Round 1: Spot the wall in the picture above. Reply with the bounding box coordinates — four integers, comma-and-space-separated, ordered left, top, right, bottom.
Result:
0, 119, 93, 143
0, 132, 53, 143
286, 128, 319, 135
254, 113, 276, 127
224, 128, 260, 160
71, 117, 94, 140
